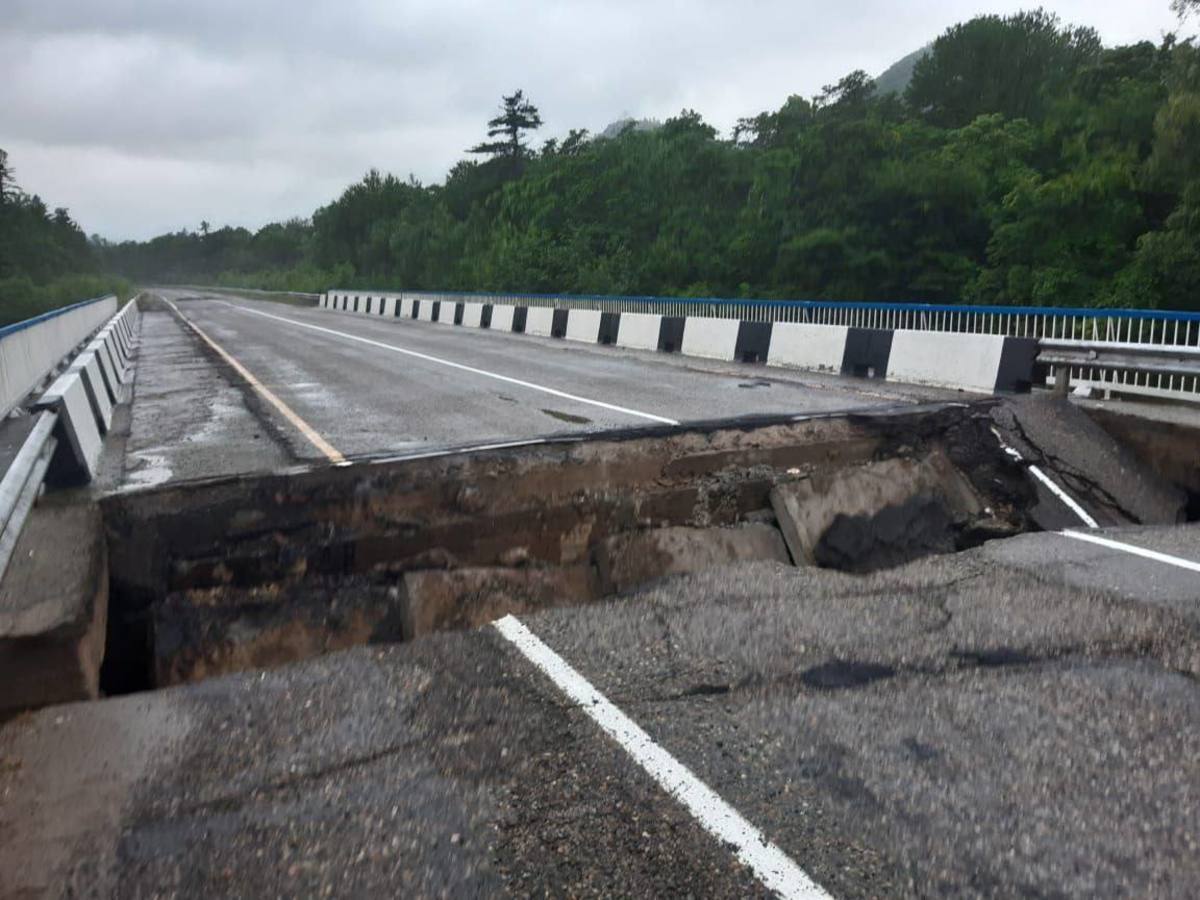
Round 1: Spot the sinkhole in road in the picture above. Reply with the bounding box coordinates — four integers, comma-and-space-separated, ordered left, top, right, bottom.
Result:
98, 401, 1042, 694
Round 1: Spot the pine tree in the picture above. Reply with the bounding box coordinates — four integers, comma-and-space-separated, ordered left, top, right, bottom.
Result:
468, 90, 543, 159
0, 149, 18, 204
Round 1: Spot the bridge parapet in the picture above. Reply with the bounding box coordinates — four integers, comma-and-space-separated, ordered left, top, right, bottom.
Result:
322, 289, 1200, 403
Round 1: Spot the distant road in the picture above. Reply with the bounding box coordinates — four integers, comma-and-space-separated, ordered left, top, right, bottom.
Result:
121, 289, 937, 487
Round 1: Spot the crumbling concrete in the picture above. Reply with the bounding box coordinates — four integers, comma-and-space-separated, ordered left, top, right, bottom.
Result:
769, 450, 1004, 571
96, 402, 1046, 688
991, 395, 1187, 527
595, 524, 790, 594
402, 565, 596, 637
0, 502, 107, 715
152, 582, 403, 687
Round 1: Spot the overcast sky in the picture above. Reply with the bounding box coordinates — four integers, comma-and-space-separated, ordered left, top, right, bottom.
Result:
2, 1, 1188, 241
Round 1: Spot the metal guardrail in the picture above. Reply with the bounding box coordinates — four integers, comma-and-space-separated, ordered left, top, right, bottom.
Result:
0, 295, 140, 585
0, 411, 58, 581
1037, 340, 1200, 401
366, 290, 1199, 403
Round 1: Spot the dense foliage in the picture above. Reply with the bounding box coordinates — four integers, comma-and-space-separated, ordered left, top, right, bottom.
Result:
97, 9, 1200, 310
0, 150, 130, 325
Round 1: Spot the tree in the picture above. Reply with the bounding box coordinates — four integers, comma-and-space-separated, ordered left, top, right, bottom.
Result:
469, 90, 543, 160
907, 10, 1101, 128
0, 149, 18, 204
1173, 0, 1199, 19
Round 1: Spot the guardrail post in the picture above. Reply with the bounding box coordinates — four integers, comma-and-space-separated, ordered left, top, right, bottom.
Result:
1054, 366, 1071, 397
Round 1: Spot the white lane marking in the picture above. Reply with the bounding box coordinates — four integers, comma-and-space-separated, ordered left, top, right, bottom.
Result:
990, 427, 1098, 528
1059, 530, 1200, 574
214, 301, 680, 426
493, 614, 830, 900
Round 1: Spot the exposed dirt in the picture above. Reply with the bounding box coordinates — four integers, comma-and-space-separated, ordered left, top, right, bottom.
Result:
90, 401, 1056, 690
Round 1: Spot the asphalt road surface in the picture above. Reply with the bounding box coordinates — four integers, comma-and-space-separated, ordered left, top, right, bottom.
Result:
112, 290, 947, 489
1, 290, 1197, 898
2, 521, 1197, 897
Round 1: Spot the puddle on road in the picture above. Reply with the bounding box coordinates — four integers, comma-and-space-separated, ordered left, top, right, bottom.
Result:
541, 408, 593, 425
122, 451, 174, 490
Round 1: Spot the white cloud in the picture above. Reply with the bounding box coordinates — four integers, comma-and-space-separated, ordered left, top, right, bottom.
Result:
2, 0, 1186, 239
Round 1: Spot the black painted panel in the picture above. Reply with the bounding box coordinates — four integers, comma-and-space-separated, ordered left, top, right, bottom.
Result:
552, 308, 569, 338
598, 312, 621, 345
454, 302, 465, 325
513, 307, 528, 333
481, 304, 493, 328
841, 328, 893, 379
657, 316, 686, 353
735, 321, 773, 364
994, 337, 1038, 393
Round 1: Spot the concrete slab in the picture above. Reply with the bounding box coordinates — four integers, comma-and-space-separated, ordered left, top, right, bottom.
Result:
565, 308, 603, 343
767, 322, 848, 373
770, 451, 987, 570
402, 565, 596, 637
680, 316, 740, 361
490, 303, 515, 331
991, 395, 1187, 528
524, 306, 556, 337
462, 302, 484, 327
595, 524, 790, 594
615, 312, 662, 351
0, 501, 107, 714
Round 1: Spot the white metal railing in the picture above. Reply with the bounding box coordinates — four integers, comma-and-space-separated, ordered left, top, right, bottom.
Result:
329, 289, 1200, 402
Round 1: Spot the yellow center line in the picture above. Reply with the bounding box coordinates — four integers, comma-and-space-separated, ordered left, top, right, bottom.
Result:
161, 296, 347, 465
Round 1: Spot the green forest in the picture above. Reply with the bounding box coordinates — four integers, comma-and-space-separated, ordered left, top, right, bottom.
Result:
0, 150, 131, 325
8, 7, 1200, 319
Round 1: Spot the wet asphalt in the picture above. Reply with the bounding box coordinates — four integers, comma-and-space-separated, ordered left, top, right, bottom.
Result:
116, 291, 942, 488
3, 526, 1198, 897
2, 290, 1197, 897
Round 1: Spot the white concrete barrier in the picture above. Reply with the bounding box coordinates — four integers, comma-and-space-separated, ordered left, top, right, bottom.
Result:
565, 310, 602, 343
317, 289, 1039, 396
34, 372, 103, 479
491, 304, 516, 332
616, 313, 662, 351
886, 331, 1017, 394
69, 353, 114, 433
0, 295, 118, 419
767, 323, 849, 373
462, 302, 484, 327
525, 307, 555, 337
101, 330, 133, 384
86, 339, 123, 403
680, 316, 740, 361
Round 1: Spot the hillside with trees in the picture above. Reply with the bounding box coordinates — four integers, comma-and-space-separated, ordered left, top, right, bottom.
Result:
0, 150, 130, 325
95, 8, 1200, 311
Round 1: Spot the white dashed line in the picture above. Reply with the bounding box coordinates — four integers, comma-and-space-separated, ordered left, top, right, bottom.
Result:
990, 427, 1098, 528
493, 614, 831, 900
216, 301, 680, 426
1059, 530, 1200, 574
